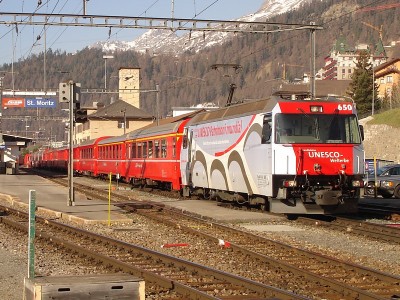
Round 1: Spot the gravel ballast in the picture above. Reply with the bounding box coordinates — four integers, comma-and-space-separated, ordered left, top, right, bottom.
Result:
1, 177, 399, 299
1, 206, 399, 300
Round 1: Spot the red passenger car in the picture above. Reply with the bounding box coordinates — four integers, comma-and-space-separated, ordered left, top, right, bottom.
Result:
97, 119, 190, 190
75, 136, 111, 177
53, 147, 69, 171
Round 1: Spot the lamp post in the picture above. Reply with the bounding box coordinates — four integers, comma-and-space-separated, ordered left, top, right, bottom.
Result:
103, 55, 114, 90
0, 76, 3, 146
372, 63, 375, 116
120, 109, 127, 135
21, 118, 30, 137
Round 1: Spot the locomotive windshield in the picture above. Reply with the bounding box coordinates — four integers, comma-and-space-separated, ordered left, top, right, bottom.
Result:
275, 113, 361, 144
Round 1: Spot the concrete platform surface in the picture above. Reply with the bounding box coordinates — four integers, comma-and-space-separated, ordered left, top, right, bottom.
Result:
0, 173, 132, 225
0, 172, 284, 225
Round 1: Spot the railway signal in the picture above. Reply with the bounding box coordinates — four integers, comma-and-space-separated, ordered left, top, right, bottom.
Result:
75, 109, 87, 123
59, 80, 81, 207
58, 82, 71, 103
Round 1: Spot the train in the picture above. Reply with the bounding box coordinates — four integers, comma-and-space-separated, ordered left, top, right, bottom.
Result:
24, 93, 366, 215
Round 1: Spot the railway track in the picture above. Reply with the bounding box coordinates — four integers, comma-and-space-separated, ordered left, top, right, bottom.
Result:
358, 202, 400, 216
0, 205, 303, 300
295, 216, 400, 244
125, 205, 400, 300
19, 171, 400, 299
55, 173, 400, 245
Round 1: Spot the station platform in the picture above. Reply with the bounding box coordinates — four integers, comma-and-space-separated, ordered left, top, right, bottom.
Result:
0, 172, 132, 225
0, 171, 283, 226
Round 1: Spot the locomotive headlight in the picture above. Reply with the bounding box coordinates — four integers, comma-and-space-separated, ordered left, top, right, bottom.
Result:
381, 181, 394, 188
352, 180, 364, 187
310, 105, 323, 113
283, 180, 297, 187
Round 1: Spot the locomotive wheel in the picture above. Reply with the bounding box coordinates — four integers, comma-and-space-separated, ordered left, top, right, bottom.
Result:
286, 214, 298, 220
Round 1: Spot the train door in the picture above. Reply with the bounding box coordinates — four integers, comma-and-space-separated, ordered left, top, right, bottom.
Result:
242, 113, 273, 198
180, 127, 192, 196
262, 114, 273, 196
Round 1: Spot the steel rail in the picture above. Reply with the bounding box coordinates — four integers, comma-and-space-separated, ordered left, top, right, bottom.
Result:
296, 216, 400, 244
135, 208, 399, 300
0, 206, 305, 300
29, 172, 400, 298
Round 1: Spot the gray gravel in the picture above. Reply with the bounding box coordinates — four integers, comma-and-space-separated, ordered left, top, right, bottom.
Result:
0, 236, 27, 300
1, 198, 399, 299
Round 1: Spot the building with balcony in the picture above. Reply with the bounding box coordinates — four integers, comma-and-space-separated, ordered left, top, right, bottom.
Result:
323, 36, 387, 80
374, 58, 400, 99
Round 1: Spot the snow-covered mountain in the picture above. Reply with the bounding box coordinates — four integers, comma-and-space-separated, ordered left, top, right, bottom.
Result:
92, 0, 310, 55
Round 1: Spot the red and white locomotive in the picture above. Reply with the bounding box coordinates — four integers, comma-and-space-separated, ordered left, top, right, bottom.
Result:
25, 93, 365, 214
180, 94, 365, 214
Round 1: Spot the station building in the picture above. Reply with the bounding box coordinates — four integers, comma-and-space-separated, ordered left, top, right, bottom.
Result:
0, 133, 32, 174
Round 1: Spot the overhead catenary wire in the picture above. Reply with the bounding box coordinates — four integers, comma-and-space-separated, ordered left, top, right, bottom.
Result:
158, 0, 391, 98
104, 0, 161, 42
0, 0, 392, 98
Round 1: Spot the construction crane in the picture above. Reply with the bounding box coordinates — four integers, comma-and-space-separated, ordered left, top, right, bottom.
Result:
281, 63, 304, 80
362, 21, 383, 40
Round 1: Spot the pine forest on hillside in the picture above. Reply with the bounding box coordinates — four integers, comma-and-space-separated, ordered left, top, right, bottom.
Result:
1, 0, 400, 142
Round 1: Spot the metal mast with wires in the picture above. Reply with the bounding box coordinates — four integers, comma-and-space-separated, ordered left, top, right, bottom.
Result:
211, 64, 242, 107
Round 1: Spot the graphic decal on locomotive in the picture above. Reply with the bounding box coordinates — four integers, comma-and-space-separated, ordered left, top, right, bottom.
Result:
192, 115, 256, 157
189, 115, 257, 193
293, 147, 353, 175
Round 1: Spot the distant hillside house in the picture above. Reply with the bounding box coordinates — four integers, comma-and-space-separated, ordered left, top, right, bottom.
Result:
74, 100, 153, 144
374, 58, 400, 99
323, 35, 387, 80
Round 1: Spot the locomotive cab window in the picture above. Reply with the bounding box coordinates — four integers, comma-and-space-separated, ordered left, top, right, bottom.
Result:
275, 112, 361, 144
182, 128, 188, 149
262, 115, 272, 144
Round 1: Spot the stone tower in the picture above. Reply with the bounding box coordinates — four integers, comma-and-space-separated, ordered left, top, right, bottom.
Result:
118, 68, 140, 108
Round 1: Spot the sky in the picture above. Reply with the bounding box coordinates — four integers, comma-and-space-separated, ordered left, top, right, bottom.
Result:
0, 0, 265, 65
